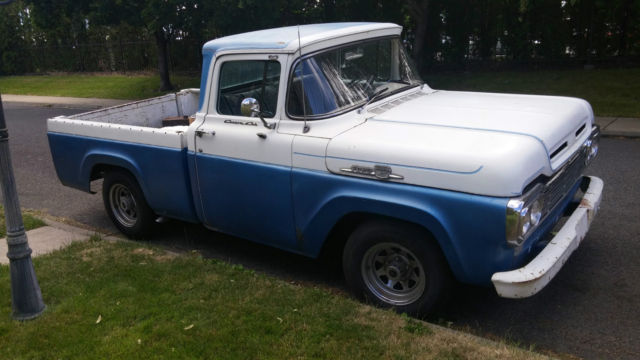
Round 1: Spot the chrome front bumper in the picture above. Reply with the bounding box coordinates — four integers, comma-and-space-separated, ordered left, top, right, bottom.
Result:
492, 176, 603, 298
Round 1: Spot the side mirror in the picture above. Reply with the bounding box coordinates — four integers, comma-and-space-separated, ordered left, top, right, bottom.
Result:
240, 97, 275, 130
240, 97, 260, 117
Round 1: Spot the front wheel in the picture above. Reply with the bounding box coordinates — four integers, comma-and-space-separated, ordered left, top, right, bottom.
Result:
343, 221, 450, 316
102, 170, 154, 238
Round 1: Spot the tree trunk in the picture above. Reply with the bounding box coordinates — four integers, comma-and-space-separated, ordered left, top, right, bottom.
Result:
154, 28, 173, 91
408, 0, 430, 73
323, 0, 336, 22
618, 0, 632, 57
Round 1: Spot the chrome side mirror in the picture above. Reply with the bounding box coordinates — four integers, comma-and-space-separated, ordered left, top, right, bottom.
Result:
240, 97, 275, 129
240, 97, 260, 117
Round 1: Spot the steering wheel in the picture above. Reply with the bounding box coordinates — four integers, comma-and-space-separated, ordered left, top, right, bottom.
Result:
363, 75, 376, 94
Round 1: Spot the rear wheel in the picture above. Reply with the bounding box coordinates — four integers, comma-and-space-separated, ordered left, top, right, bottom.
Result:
102, 170, 154, 238
343, 220, 450, 316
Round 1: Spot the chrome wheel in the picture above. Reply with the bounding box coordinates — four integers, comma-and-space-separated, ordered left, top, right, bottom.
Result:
361, 243, 426, 306
109, 183, 138, 228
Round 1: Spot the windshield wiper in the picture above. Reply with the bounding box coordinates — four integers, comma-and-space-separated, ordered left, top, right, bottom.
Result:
357, 87, 389, 114
365, 87, 389, 106
388, 79, 411, 85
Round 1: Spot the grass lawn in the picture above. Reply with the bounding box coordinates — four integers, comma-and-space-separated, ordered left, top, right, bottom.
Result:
0, 74, 200, 100
426, 67, 640, 118
0, 239, 544, 359
0, 206, 46, 238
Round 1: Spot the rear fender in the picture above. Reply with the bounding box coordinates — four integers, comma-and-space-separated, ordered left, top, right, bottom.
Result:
80, 151, 147, 197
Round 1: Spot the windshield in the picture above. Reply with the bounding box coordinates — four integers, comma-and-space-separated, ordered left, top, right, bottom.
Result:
287, 37, 422, 118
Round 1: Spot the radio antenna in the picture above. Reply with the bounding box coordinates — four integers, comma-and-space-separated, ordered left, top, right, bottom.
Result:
297, 25, 310, 133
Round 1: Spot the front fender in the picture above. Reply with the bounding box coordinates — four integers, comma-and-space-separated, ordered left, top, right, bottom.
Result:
292, 169, 511, 285
302, 194, 464, 276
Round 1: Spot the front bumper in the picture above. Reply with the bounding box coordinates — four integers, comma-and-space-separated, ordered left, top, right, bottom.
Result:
491, 176, 603, 298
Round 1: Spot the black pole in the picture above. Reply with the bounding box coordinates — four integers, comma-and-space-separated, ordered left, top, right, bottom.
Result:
0, 96, 46, 320
0, 0, 44, 321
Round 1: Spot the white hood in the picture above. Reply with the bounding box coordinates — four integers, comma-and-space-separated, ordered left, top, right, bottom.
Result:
325, 90, 594, 197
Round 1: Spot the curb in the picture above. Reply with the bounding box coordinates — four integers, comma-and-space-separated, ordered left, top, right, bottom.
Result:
595, 117, 640, 138
40, 217, 123, 242
592, 117, 640, 138
0, 218, 123, 265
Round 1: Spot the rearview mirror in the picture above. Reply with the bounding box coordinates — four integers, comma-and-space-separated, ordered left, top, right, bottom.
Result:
240, 97, 260, 117
240, 97, 275, 130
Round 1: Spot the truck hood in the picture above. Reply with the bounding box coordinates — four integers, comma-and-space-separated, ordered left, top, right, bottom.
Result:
325, 90, 594, 197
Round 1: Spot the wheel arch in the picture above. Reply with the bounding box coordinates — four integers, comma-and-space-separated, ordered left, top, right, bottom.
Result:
80, 152, 148, 198
304, 198, 466, 282
319, 212, 449, 271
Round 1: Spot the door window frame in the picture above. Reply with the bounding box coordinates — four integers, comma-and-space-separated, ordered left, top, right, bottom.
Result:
207, 53, 287, 120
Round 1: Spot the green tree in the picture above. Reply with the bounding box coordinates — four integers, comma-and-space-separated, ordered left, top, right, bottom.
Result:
0, 0, 30, 74
90, 0, 207, 90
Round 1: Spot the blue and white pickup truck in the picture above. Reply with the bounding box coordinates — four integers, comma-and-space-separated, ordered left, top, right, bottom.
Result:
48, 23, 603, 315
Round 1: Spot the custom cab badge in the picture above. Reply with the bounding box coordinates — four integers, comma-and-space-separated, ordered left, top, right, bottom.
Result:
224, 119, 258, 126
340, 164, 404, 180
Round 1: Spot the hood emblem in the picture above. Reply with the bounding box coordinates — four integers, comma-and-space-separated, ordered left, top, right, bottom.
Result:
340, 164, 404, 181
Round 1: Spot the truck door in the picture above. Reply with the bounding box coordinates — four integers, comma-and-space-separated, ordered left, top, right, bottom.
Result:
194, 54, 297, 250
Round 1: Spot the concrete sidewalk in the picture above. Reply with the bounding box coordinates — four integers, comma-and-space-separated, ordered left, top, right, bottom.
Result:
594, 117, 640, 137
2, 94, 640, 137
0, 219, 120, 265
1, 94, 131, 109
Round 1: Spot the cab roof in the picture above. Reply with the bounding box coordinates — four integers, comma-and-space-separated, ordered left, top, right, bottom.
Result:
202, 22, 402, 56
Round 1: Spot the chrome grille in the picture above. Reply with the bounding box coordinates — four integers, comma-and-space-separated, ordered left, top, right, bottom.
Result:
541, 149, 587, 215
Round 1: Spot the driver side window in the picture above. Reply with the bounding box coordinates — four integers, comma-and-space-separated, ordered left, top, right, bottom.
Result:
217, 60, 280, 118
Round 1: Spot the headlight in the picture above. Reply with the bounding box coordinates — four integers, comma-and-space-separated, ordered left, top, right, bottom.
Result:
584, 126, 600, 165
530, 199, 543, 226
506, 186, 544, 247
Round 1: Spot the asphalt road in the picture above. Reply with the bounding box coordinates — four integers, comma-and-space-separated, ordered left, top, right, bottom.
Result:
2, 102, 639, 359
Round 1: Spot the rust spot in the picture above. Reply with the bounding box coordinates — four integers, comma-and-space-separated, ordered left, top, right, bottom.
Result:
579, 198, 592, 208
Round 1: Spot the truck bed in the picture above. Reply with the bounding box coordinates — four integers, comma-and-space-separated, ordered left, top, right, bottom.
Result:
48, 89, 200, 149
47, 89, 202, 223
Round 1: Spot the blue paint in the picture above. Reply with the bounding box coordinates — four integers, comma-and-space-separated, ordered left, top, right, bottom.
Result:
47, 133, 199, 223
199, 53, 213, 110
293, 152, 483, 175
291, 168, 580, 285
49, 131, 581, 287
291, 168, 512, 285
194, 153, 298, 251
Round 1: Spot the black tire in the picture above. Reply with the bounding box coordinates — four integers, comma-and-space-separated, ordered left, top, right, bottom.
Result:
102, 170, 154, 238
342, 220, 450, 316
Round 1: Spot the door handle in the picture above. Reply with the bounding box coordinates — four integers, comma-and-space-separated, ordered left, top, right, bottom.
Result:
195, 130, 215, 137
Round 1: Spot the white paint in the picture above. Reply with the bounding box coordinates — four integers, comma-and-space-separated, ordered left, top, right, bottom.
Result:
49, 26, 596, 201
47, 89, 200, 149
194, 53, 294, 167
367, 90, 593, 171
48, 118, 188, 149
292, 136, 329, 172
491, 176, 604, 298
325, 117, 549, 197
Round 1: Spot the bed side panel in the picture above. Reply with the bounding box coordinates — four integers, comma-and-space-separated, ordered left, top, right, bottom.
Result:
47, 132, 198, 223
